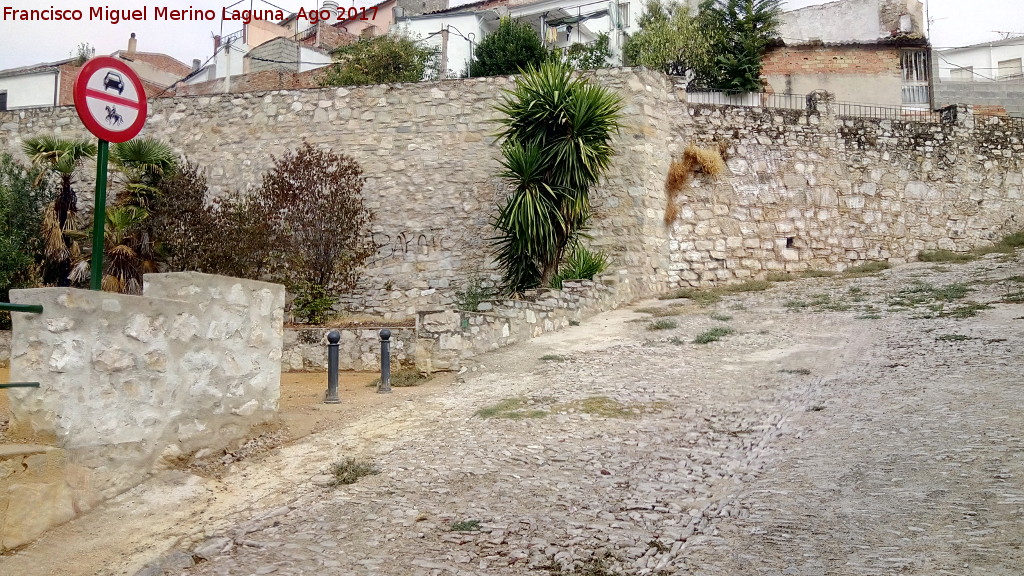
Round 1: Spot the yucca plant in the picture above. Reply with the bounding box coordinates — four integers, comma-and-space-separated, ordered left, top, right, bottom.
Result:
549, 245, 610, 289
21, 136, 97, 286
491, 60, 622, 294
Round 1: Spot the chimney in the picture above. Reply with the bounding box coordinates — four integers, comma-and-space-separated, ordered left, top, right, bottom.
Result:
126, 32, 137, 59
214, 34, 221, 52
192, 59, 201, 72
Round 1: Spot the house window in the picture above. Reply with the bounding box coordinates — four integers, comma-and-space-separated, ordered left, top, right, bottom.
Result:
950, 66, 973, 81
900, 48, 930, 106
0, 91, 6, 111
617, 2, 629, 29
998, 58, 1022, 79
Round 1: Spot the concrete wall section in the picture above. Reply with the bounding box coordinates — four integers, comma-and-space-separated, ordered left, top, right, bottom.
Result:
933, 80, 1024, 117
3, 273, 284, 550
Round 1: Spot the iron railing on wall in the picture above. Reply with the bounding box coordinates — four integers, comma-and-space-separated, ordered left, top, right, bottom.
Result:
686, 90, 1024, 128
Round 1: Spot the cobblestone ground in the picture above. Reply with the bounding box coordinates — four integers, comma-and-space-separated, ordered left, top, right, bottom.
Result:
168, 252, 1024, 576
4, 254, 1021, 576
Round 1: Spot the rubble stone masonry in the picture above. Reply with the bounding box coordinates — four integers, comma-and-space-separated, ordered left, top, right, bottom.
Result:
0, 67, 1021, 318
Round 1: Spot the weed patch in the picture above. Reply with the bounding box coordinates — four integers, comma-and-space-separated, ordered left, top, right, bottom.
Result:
694, 326, 734, 344
450, 519, 481, 532
918, 249, 975, 263
659, 280, 771, 305
779, 368, 812, 375
710, 313, 733, 322
635, 306, 682, 317
370, 368, 430, 388
649, 319, 678, 330
540, 354, 567, 362
476, 397, 549, 420
937, 334, 974, 342
330, 457, 379, 486
801, 269, 837, 278
842, 261, 891, 277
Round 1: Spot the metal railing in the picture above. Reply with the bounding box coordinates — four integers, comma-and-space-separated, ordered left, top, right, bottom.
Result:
0, 302, 41, 389
685, 90, 1024, 129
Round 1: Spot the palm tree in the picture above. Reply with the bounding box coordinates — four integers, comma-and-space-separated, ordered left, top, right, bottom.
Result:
110, 137, 177, 209
491, 61, 622, 293
21, 136, 96, 285
69, 205, 150, 294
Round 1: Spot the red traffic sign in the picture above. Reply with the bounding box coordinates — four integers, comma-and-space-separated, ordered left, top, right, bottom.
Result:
73, 57, 148, 143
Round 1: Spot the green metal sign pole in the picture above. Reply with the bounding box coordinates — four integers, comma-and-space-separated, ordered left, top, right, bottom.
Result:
90, 139, 109, 291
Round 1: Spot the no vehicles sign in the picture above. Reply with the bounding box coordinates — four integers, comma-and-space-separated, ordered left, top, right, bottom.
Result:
73, 56, 147, 143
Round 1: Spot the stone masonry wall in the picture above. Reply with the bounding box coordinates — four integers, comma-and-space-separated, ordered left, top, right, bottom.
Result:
666, 104, 1024, 283
281, 326, 416, 372
1, 68, 1022, 313
415, 273, 630, 371
2, 273, 284, 550
0, 67, 672, 321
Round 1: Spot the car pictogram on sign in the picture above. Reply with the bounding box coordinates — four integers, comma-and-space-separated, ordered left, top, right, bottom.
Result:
73, 57, 148, 143
103, 71, 125, 95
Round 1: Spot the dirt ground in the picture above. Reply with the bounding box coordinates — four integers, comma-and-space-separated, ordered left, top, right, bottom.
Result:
1, 252, 1023, 575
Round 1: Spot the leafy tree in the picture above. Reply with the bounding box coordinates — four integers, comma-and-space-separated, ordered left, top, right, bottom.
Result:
470, 17, 549, 77
624, 0, 781, 93
554, 32, 613, 70
21, 136, 96, 286
702, 0, 782, 93
492, 61, 622, 293
0, 154, 48, 328
254, 143, 375, 293
319, 33, 439, 86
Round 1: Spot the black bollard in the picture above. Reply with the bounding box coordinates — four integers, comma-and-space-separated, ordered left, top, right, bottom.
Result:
378, 329, 392, 394
324, 330, 341, 404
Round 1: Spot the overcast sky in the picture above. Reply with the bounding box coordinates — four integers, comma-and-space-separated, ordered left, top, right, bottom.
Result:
0, 0, 1019, 72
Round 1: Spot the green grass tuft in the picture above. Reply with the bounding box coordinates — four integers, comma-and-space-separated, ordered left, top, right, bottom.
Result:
451, 519, 481, 532
330, 457, 379, 486
648, 319, 678, 330
693, 326, 734, 344
540, 354, 567, 362
918, 249, 976, 263
369, 368, 431, 388
709, 313, 733, 322
476, 397, 549, 420
842, 261, 892, 277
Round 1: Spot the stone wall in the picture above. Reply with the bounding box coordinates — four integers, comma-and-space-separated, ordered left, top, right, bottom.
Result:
2, 273, 284, 551
415, 273, 631, 371
0, 67, 672, 320
665, 103, 1024, 283
1, 67, 1022, 314
282, 325, 416, 372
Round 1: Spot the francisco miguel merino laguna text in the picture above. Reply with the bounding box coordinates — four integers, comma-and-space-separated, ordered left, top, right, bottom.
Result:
2, 6, 377, 25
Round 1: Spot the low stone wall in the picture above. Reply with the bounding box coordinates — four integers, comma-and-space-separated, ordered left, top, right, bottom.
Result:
281, 326, 416, 371
2, 272, 284, 551
415, 273, 631, 371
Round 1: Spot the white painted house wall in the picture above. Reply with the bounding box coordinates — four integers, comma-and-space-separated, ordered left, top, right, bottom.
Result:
0, 71, 57, 109
298, 45, 334, 72
393, 13, 494, 78
937, 42, 1024, 81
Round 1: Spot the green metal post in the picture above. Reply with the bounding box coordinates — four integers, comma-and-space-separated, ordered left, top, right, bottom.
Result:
90, 139, 109, 291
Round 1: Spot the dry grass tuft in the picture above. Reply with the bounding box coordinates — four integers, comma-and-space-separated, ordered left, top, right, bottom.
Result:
664, 142, 728, 226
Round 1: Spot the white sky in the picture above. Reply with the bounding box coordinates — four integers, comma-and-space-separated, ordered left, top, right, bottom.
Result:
0, 0, 1019, 72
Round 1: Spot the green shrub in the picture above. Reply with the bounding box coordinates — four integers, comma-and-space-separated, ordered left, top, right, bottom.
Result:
319, 34, 439, 86
455, 274, 495, 312
470, 17, 549, 77
550, 246, 609, 289
291, 282, 335, 325
0, 154, 48, 327
649, 319, 678, 330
